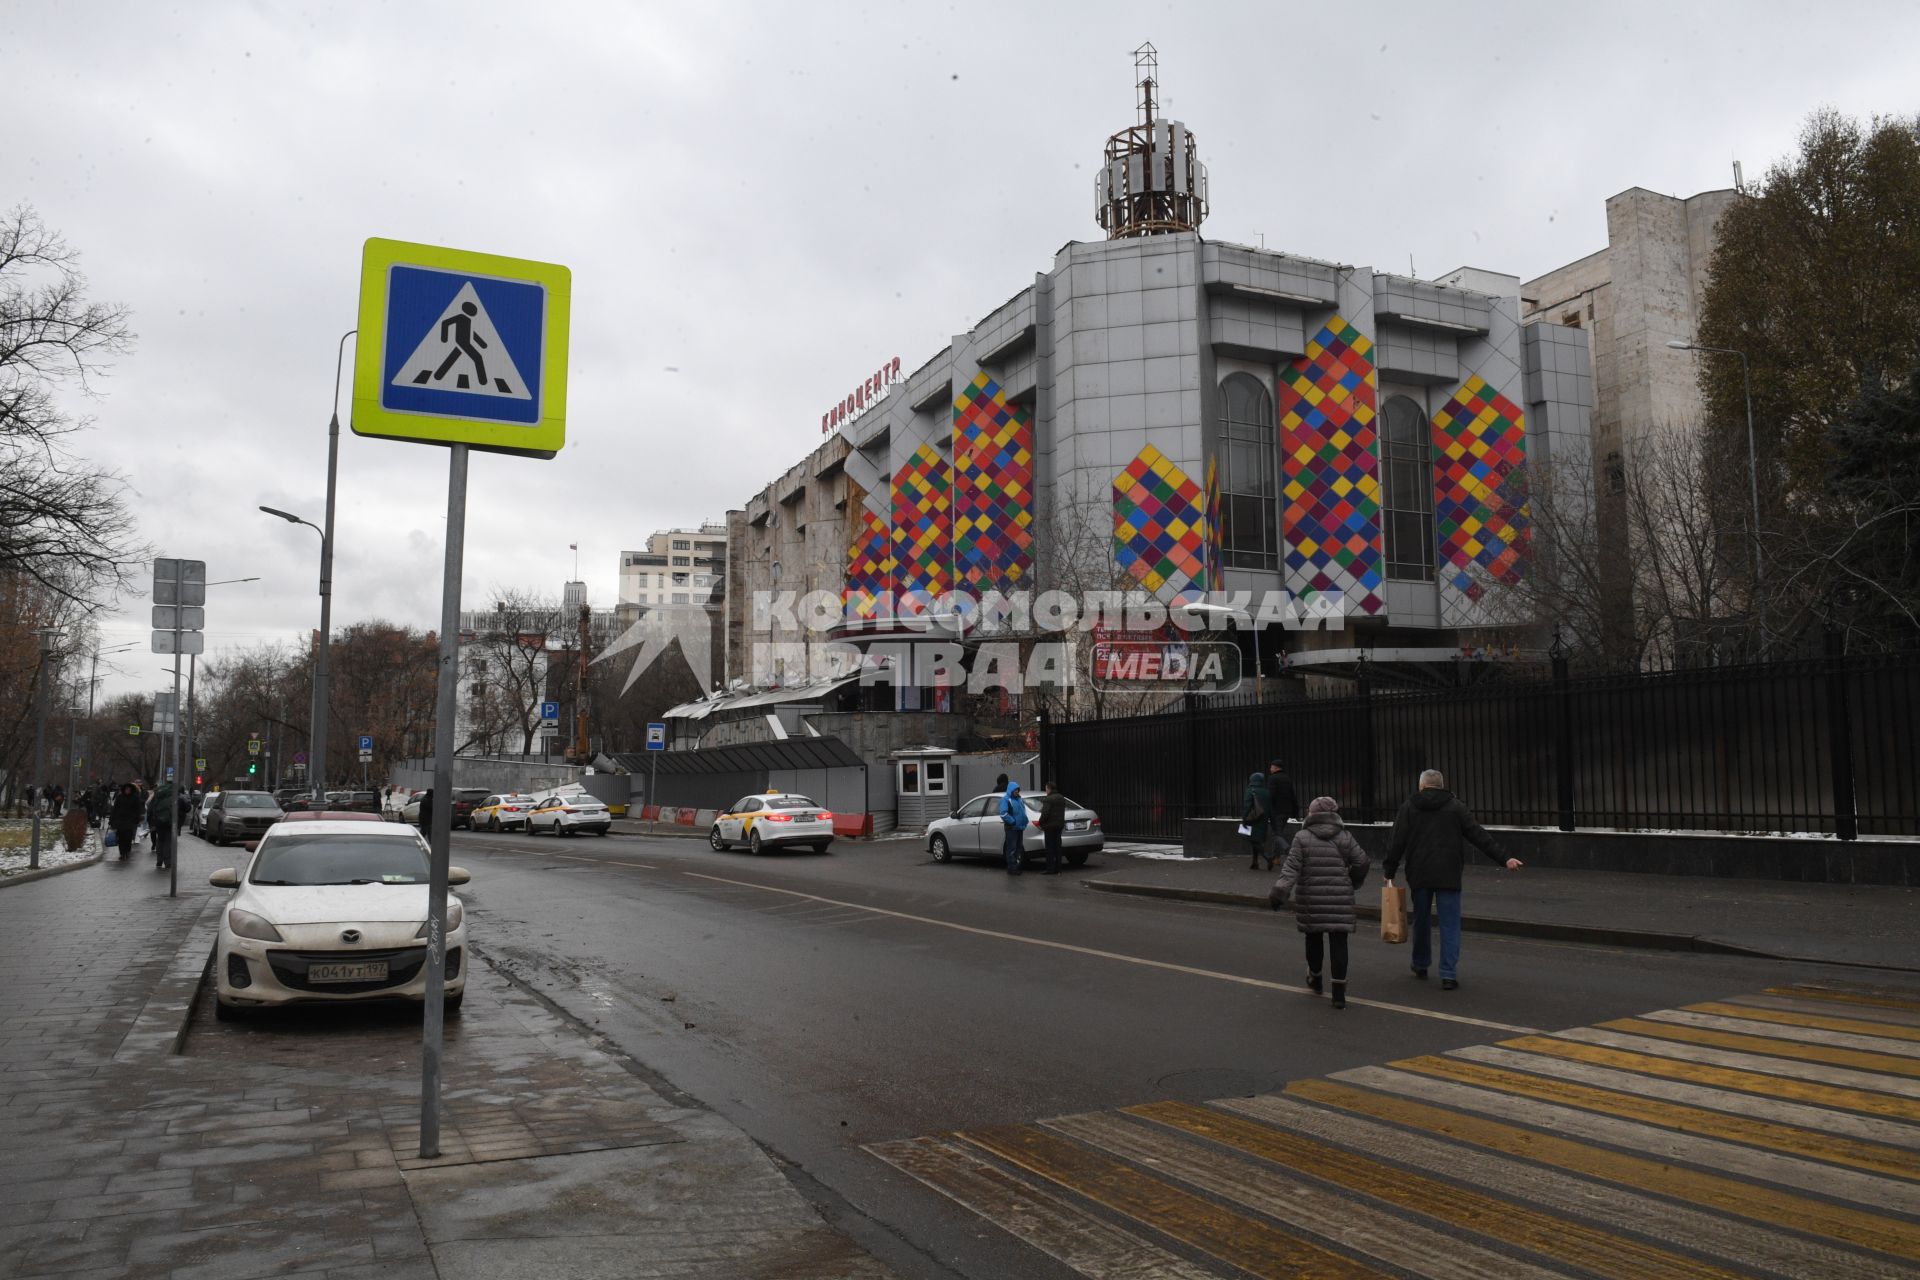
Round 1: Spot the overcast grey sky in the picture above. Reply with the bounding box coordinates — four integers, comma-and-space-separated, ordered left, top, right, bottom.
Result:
9, 0, 1918, 697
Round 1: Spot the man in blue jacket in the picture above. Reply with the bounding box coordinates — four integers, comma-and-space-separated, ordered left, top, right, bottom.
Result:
1382, 769, 1523, 989
999, 781, 1029, 876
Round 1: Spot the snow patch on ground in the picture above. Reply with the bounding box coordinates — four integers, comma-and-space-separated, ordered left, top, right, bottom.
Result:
0, 824, 99, 878
1106, 842, 1197, 861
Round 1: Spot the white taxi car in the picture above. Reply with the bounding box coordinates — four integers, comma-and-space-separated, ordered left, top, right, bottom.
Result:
709, 793, 834, 854
208, 820, 469, 1019
527, 793, 612, 836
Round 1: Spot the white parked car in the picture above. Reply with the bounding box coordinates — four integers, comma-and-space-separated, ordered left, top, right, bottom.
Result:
208, 820, 469, 1019
527, 793, 612, 837
709, 793, 834, 854
925, 792, 1103, 868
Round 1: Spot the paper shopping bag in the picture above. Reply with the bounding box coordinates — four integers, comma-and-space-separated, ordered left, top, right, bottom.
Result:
1380, 880, 1410, 944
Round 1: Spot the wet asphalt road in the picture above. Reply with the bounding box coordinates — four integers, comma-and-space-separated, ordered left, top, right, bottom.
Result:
429, 826, 1865, 1280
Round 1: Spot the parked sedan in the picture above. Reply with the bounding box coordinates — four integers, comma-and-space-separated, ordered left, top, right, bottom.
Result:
205, 791, 284, 847
926, 793, 1102, 868
470, 794, 534, 832
191, 791, 219, 837
207, 820, 469, 1018
527, 794, 612, 837
709, 793, 833, 854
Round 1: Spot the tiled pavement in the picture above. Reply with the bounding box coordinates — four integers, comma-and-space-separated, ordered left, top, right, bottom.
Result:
872, 981, 1920, 1279
1, 836, 893, 1279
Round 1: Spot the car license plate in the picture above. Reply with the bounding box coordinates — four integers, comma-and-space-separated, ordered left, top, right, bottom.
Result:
1067, 820, 1088, 831
308, 961, 387, 983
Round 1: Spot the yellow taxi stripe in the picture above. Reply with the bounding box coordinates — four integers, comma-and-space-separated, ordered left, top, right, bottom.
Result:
958, 1124, 1391, 1279
1601, 1017, 1920, 1078
1393, 1054, 1920, 1180
1771, 985, 1920, 1016
1128, 1100, 1748, 1280
1285, 1078, 1920, 1261
1501, 1033, 1920, 1123
1692, 1000, 1920, 1043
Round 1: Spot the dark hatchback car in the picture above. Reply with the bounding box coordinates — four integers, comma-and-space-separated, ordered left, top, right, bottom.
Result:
447, 788, 492, 830
205, 791, 284, 846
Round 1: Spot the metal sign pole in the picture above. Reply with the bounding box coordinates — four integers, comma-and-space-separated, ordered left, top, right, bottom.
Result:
419, 442, 468, 1160
650, 750, 657, 816
169, 636, 182, 899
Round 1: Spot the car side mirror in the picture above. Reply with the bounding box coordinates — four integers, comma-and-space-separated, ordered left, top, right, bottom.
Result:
243, 841, 259, 854
448, 866, 471, 886
208, 868, 239, 889
950, 810, 961, 820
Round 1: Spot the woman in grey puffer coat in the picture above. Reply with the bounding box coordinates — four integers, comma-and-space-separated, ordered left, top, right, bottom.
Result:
1269, 795, 1370, 1009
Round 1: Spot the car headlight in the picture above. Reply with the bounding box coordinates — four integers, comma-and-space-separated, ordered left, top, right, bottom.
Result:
414, 899, 464, 937
227, 908, 284, 942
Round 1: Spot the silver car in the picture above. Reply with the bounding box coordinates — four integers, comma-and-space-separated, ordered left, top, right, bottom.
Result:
925, 793, 1102, 868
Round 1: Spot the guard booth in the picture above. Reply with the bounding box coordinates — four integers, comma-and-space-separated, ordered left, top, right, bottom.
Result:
891, 747, 956, 829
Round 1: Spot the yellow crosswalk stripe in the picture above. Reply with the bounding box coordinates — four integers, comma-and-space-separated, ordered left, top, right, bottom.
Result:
1557, 1025, 1920, 1099
1501, 1033, 1920, 1123
1770, 985, 1920, 1015
959, 1124, 1392, 1279
1646, 1008, 1920, 1057
1690, 999, 1920, 1043
1731, 992, 1920, 1030
1286, 1077, 1920, 1262
1127, 1100, 1749, 1280
1392, 1053, 1920, 1180
1601, 1016, 1920, 1078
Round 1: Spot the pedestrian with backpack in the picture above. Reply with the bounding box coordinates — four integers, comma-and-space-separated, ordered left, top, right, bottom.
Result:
1240, 771, 1271, 869
1269, 795, 1370, 1009
998, 780, 1029, 876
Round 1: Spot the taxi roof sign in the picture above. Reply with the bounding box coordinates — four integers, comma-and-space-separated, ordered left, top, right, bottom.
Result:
352, 238, 570, 459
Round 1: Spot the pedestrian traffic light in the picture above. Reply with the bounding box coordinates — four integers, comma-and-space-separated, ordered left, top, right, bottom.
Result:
247, 762, 258, 776
194, 773, 204, 786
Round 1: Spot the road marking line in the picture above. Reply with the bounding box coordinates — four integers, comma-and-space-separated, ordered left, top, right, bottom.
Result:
1730, 993, 1920, 1030
1773, 984, 1920, 1015
1049, 1111, 1580, 1280
1286, 1078, 1920, 1262
1334, 1064, 1920, 1215
1121, 1101, 1745, 1280
867, 1136, 1220, 1280
1395, 1052, 1920, 1178
1603, 1017, 1920, 1078
1556, 1025, 1920, 1098
1494, 1034, 1920, 1124
677, 870, 1540, 1034
959, 1125, 1392, 1279
1688, 999, 1920, 1043
1224, 1092, 1916, 1280
1645, 1008, 1920, 1057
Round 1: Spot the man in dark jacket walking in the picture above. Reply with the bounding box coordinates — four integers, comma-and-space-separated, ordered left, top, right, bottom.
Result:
1382, 769, 1522, 989
1036, 781, 1068, 875
1262, 760, 1299, 870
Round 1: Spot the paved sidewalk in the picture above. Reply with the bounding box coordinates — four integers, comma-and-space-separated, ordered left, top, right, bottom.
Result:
1088, 855, 1920, 970
0, 836, 894, 1279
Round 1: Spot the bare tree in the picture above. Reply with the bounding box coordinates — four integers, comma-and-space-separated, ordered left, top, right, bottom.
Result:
0, 205, 142, 605
462, 589, 566, 756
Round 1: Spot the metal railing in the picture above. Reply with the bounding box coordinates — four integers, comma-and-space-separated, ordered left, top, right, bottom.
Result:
1050, 641, 1920, 841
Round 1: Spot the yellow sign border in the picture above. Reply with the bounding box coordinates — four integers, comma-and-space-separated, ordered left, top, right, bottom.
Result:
351, 237, 570, 458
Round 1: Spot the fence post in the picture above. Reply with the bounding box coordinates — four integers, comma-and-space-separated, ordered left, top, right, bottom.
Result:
1824, 625, 1858, 841
1356, 661, 1376, 824
1553, 631, 1575, 832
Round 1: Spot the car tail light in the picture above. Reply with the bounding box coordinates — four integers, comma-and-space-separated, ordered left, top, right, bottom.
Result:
762, 813, 792, 823
818, 811, 834, 821
1091, 816, 1102, 826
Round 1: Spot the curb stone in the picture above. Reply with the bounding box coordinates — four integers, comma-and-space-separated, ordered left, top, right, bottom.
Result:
115, 896, 221, 1061
0, 845, 105, 888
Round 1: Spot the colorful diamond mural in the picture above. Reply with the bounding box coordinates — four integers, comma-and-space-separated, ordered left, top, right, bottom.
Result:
1277, 316, 1385, 615
891, 443, 952, 597
952, 372, 1034, 594
1204, 453, 1223, 590
1112, 445, 1208, 601
1431, 374, 1529, 626
845, 506, 893, 619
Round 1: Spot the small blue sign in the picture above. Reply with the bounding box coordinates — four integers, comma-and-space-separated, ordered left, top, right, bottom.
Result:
540, 701, 560, 722
380, 266, 546, 427
646, 722, 667, 751
358, 734, 374, 751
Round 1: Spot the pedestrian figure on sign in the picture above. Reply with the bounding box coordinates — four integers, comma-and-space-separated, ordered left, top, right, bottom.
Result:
1240, 771, 1270, 869
998, 780, 1028, 876
421, 301, 491, 390
1270, 796, 1370, 1009
1036, 780, 1067, 875
1263, 759, 1299, 870
1382, 769, 1523, 990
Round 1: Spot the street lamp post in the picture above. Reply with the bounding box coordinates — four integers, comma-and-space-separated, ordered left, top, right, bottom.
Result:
29, 628, 62, 869
261, 504, 331, 797
1668, 340, 1764, 583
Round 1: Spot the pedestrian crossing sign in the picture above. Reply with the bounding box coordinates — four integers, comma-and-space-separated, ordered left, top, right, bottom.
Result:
352, 238, 571, 459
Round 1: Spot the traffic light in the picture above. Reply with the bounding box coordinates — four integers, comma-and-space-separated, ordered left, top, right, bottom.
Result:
194, 773, 204, 786
247, 762, 258, 776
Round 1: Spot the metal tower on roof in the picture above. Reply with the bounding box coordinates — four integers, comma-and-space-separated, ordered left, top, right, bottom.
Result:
1094, 43, 1209, 239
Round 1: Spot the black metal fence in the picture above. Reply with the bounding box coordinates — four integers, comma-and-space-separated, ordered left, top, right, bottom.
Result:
1049, 643, 1920, 841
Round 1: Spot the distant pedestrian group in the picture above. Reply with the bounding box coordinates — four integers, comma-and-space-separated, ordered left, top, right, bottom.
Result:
1263, 765, 1522, 1008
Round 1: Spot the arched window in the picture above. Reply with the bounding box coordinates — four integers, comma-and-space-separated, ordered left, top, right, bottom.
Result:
1216, 373, 1278, 570
1381, 395, 1435, 582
